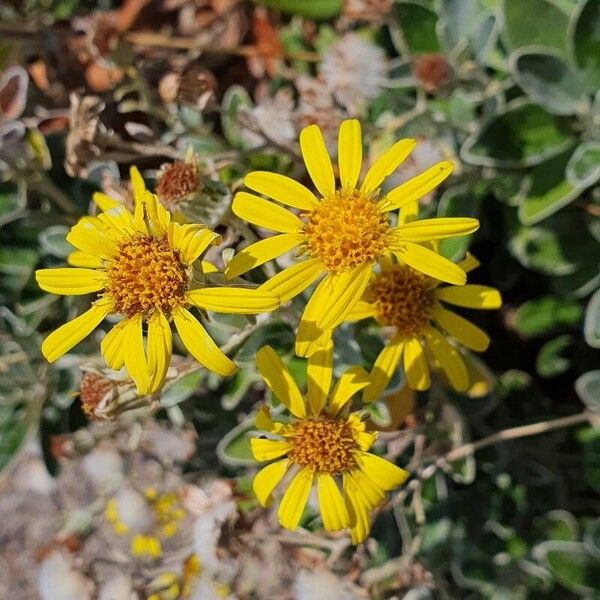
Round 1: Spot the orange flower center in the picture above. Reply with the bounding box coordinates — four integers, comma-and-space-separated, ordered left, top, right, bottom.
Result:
105, 234, 187, 318
156, 161, 198, 206
302, 189, 392, 273
367, 265, 434, 336
288, 416, 357, 473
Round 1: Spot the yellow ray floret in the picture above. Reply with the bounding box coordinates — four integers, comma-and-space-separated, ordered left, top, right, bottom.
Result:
226, 119, 479, 340
250, 344, 409, 544
36, 167, 279, 395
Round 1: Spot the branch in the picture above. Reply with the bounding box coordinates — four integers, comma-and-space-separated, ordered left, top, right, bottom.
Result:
389, 411, 594, 508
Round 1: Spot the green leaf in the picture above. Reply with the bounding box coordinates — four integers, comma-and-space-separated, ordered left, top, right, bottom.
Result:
535, 541, 600, 595
584, 518, 600, 560
536, 335, 572, 377
160, 370, 204, 408
504, 0, 570, 55
179, 178, 232, 229
221, 369, 260, 410
439, 0, 484, 49
509, 225, 575, 276
216, 416, 256, 466
221, 85, 256, 151
509, 48, 589, 116
517, 149, 584, 225
0, 189, 25, 227
393, 2, 440, 54
575, 370, 600, 411
437, 184, 482, 260
38, 225, 73, 258
584, 288, 600, 348
254, 0, 341, 19
570, 0, 600, 91
460, 100, 573, 168
566, 141, 600, 188
515, 296, 583, 337
0, 246, 38, 294
235, 320, 294, 362
540, 510, 579, 542
0, 405, 27, 472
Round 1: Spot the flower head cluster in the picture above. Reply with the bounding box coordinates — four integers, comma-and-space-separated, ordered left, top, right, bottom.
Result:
35, 117, 501, 545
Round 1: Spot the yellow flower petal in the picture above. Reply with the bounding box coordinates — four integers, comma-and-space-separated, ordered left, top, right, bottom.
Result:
173, 306, 237, 376
169, 223, 220, 266
398, 199, 419, 225
250, 438, 291, 462
362, 334, 405, 403
130, 166, 147, 205
306, 340, 333, 414
345, 469, 385, 509
328, 366, 371, 416
187, 287, 279, 314
200, 261, 217, 274
256, 346, 306, 417
403, 337, 430, 391
147, 310, 172, 393
277, 467, 314, 530
434, 284, 502, 310
393, 242, 466, 285
338, 119, 362, 189
97, 205, 141, 239
299, 124, 335, 197
123, 313, 150, 395
393, 217, 479, 242
41, 299, 112, 362
357, 452, 409, 491
101, 319, 129, 370
343, 474, 371, 544
379, 161, 454, 212
313, 265, 372, 330
253, 459, 290, 507
232, 192, 303, 233
244, 171, 319, 211
431, 305, 490, 352
361, 138, 416, 194
295, 320, 331, 358
255, 405, 285, 434
93, 192, 120, 212
258, 257, 323, 304
67, 251, 104, 268
317, 474, 350, 531
346, 300, 377, 322
36, 268, 106, 295
144, 193, 171, 238
458, 252, 480, 273
225, 234, 302, 280
423, 326, 469, 392
66, 217, 118, 259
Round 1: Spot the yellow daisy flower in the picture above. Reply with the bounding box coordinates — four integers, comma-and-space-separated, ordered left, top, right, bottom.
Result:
250, 344, 409, 544
225, 119, 479, 339
346, 254, 501, 398
36, 167, 279, 395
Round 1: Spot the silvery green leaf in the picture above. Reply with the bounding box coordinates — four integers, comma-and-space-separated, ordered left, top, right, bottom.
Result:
570, 0, 600, 91
517, 149, 584, 225
461, 99, 574, 168
575, 370, 600, 412
584, 288, 600, 348
503, 0, 570, 55
509, 48, 589, 116
566, 141, 600, 188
